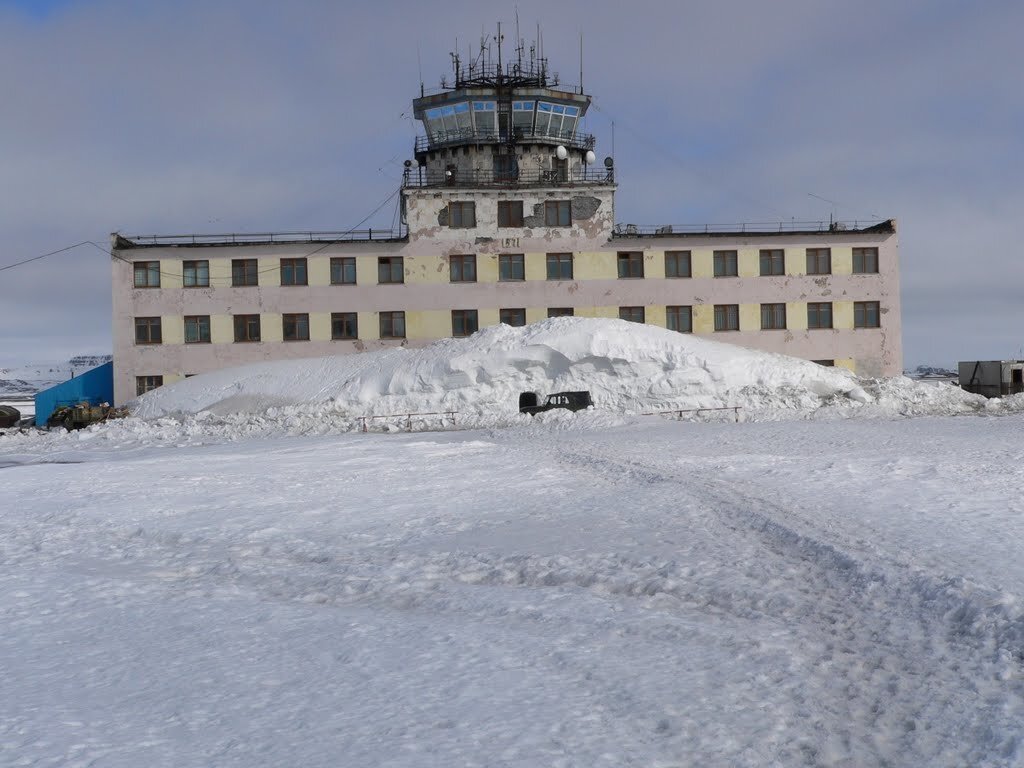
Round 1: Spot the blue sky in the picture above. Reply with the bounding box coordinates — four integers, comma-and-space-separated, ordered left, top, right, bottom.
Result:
1, 0, 1023, 368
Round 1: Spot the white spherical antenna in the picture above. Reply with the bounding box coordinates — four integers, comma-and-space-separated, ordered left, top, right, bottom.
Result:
585, 150, 596, 165
555, 145, 568, 161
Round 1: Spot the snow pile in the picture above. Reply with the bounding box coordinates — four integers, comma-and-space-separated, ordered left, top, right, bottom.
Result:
134, 318, 878, 422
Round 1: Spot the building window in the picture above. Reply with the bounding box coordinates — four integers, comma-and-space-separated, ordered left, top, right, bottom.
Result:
134, 317, 162, 345
617, 251, 644, 279
499, 254, 525, 281
133, 261, 160, 288
853, 247, 879, 274
854, 301, 881, 328
548, 307, 574, 318
283, 313, 310, 341
667, 305, 692, 333
665, 251, 691, 278
449, 254, 477, 283
331, 312, 358, 340
759, 249, 784, 276
498, 200, 524, 227
184, 315, 211, 344
713, 250, 738, 277
449, 201, 476, 228
500, 308, 526, 327
807, 302, 833, 329
233, 314, 261, 342
494, 156, 518, 182
280, 258, 308, 286
544, 200, 571, 227
378, 256, 404, 284
232, 259, 258, 287
806, 248, 831, 275
760, 303, 787, 330
714, 304, 739, 331
330, 257, 356, 285
813, 359, 835, 367
451, 309, 478, 337
135, 375, 163, 396
379, 311, 406, 339
183, 260, 209, 287
619, 306, 645, 323
546, 253, 573, 280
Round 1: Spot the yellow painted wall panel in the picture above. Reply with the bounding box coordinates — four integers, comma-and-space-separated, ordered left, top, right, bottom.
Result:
406, 309, 451, 340
693, 304, 715, 333
356, 256, 377, 286
525, 307, 548, 324
258, 258, 280, 287
691, 250, 714, 279
786, 302, 808, 331
209, 259, 231, 287
164, 373, 185, 386
576, 305, 619, 319
788, 248, 806, 276
478, 308, 500, 328
525, 252, 547, 281
577, 251, 617, 280
645, 250, 665, 279
477, 253, 500, 283
161, 261, 182, 289
833, 301, 854, 329
358, 311, 380, 340
835, 358, 855, 372
832, 246, 853, 275
646, 305, 667, 327
211, 314, 233, 344
260, 312, 283, 342
161, 315, 184, 345
309, 312, 332, 341
407, 254, 450, 284
308, 258, 331, 287
738, 248, 760, 278
739, 303, 760, 332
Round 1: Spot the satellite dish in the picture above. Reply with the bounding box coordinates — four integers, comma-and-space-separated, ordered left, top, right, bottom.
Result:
555, 145, 568, 161
585, 150, 596, 165
603, 156, 614, 169
445, 169, 453, 177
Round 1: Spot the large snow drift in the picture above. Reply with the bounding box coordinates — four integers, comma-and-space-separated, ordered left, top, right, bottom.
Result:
135, 318, 880, 421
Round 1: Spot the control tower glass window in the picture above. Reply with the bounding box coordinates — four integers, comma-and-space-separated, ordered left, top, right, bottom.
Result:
512, 101, 535, 134
424, 102, 471, 141
473, 101, 496, 135
536, 103, 581, 140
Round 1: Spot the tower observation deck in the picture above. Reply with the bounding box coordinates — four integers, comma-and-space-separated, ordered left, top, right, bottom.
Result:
405, 30, 612, 189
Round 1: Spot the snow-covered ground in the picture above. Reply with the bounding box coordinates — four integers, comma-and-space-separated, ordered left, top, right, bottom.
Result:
3, 321, 1024, 766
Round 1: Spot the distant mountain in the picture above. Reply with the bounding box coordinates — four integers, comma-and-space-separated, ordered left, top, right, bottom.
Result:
0, 355, 112, 397
906, 365, 957, 379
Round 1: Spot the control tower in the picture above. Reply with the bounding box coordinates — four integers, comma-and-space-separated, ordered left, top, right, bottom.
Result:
402, 29, 616, 247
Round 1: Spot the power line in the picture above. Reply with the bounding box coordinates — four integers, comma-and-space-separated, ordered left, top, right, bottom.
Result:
0, 241, 94, 273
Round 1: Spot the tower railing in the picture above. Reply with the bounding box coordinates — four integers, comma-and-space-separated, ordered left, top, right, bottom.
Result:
415, 127, 596, 154
402, 167, 613, 189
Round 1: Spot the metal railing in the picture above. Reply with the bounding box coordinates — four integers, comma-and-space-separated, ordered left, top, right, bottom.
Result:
415, 128, 595, 153
122, 229, 407, 247
642, 406, 742, 422
358, 411, 459, 432
403, 167, 613, 189
613, 220, 891, 237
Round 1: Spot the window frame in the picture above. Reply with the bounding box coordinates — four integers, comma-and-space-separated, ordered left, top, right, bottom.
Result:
135, 375, 164, 396
449, 254, 477, 283
280, 258, 308, 286
807, 302, 833, 329
617, 251, 644, 279
498, 253, 525, 282
282, 313, 310, 341
497, 200, 524, 227
379, 310, 406, 339
547, 307, 574, 318
133, 261, 160, 288
806, 248, 832, 275
377, 256, 404, 284
619, 306, 646, 324
713, 250, 738, 278
330, 312, 358, 340
544, 200, 572, 227
546, 252, 573, 281
231, 258, 258, 287
853, 247, 879, 274
760, 303, 787, 330
330, 257, 357, 285
233, 314, 261, 343
451, 309, 479, 337
714, 304, 740, 331
448, 201, 477, 229
759, 249, 785, 277
854, 301, 881, 328
666, 305, 693, 333
184, 314, 211, 344
182, 260, 210, 288
134, 316, 162, 345
499, 308, 527, 327
665, 251, 692, 279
